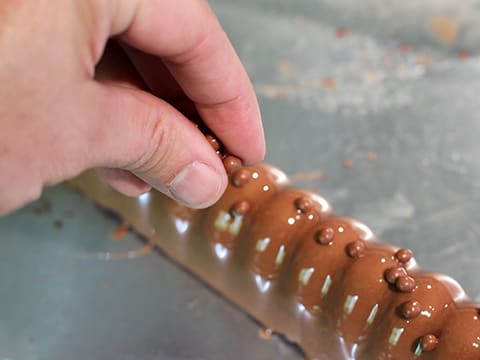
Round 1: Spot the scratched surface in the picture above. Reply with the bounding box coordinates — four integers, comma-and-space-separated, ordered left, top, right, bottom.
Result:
1, 0, 480, 359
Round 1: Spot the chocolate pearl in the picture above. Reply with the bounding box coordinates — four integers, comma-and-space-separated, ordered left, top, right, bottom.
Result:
400, 300, 421, 319
420, 334, 439, 352
206, 135, 220, 151
231, 169, 250, 187
315, 227, 335, 245
385, 266, 408, 285
223, 156, 242, 174
395, 248, 413, 263
231, 200, 250, 216
346, 240, 366, 259
396, 275, 416, 292
294, 196, 312, 213
385, 267, 408, 285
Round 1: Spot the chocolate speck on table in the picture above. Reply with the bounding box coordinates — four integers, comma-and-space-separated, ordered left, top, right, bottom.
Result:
399, 42, 411, 52
111, 223, 131, 240
335, 27, 348, 38
52, 220, 63, 229
343, 159, 353, 168
31, 198, 52, 215
459, 49, 469, 60
366, 152, 377, 162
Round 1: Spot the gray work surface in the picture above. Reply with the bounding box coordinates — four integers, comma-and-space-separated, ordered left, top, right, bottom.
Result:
2, 1, 480, 359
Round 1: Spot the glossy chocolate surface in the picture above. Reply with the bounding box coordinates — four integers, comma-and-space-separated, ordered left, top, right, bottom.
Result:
71, 163, 480, 360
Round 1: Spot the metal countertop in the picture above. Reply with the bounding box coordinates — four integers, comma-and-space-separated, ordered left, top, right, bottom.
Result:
2, 1, 480, 359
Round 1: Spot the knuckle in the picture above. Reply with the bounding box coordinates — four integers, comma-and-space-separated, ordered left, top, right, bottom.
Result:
130, 106, 172, 175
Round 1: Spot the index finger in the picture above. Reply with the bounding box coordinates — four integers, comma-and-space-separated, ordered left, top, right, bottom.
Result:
112, 0, 265, 164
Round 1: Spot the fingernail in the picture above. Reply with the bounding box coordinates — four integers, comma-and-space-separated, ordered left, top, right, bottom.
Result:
167, 162, 224, 208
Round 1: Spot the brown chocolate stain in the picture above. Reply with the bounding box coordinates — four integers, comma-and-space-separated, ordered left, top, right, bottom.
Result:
278, 59, 296, 79
52, 219, 63, 229
31, 198, 52, 215
398, 42, 411, 53
335, 27, 349, 39
320, 77, 336, 89
459, 49, 470, 61
78, 243, 154, 261
417, 55, 433, 66
291, 170, 327, 183
258, 327, 274, 339
426, 15, 459, 45
366, 152, 377, 162
111, 223, 131, 240
343, 159, 353, 168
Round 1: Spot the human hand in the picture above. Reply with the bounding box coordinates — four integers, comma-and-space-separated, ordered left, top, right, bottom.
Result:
0, 0, 265, 216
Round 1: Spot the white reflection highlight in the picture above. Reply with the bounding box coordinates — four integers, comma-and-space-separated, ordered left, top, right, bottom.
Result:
138, 192, 151, 206
255, 274, 272, 293
321, 274, 332, 296
214, 243, 228, 260
214, 211, 231, 231
388, 327, 405, 346
256, 237, 271, 252
298, 267, 315, 286
174, 218, 190, 235
344, 295, 359, 315
366, 304, 379, 325
297, 303, 306, 313
275, 245, 286, 266
229, 215, 243, 236
420, 310, 432, 318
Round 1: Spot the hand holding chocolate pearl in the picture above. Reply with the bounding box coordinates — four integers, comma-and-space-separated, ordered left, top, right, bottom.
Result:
0, 0, 265, 216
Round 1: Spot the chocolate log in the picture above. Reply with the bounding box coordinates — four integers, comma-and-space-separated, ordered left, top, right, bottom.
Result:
71, 162, 480, 360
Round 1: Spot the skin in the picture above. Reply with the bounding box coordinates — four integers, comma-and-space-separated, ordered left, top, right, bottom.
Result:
0, 0, 265, 216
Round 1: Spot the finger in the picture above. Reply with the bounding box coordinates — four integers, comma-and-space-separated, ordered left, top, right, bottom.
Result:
112, 0, 265, 164
97, 168, 151, 196
82, 81, 227, 208
94, 40, 155, 194
120, 45, 199, 118
95, 40, 147, 90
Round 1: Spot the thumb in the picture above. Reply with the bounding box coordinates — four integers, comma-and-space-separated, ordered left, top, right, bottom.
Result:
85, 82, 228, 208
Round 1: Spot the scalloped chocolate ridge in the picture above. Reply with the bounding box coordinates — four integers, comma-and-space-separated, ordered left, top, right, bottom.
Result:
71, 163, 480, 360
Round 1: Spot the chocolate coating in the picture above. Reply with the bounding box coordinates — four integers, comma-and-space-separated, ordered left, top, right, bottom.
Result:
291, 218, 374, 313
71, 162, 480, 360
203, 164, 289, 252
435, 306, 480, 359
365, 274, 463, 358
331, 248, 398, 351
245, 190, 331, 280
